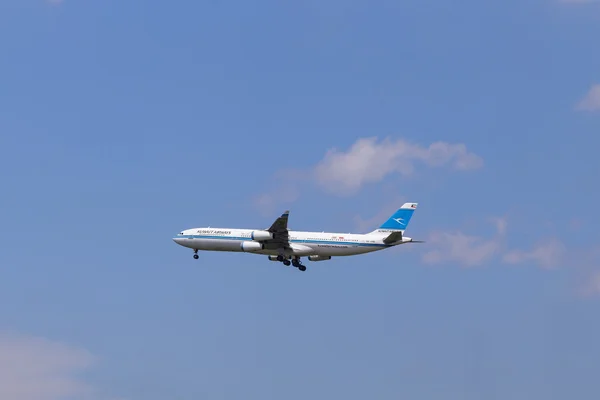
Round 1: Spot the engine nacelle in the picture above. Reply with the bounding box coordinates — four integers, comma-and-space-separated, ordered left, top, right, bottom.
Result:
241, 241, 264, 252
251, 230, 274, 241
308, 255, 332, 262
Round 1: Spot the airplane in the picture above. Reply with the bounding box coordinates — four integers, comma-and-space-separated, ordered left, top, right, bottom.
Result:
172, 202, 423, 271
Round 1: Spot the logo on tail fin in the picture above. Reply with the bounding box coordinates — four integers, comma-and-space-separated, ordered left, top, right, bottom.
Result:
374, 202, 418, 233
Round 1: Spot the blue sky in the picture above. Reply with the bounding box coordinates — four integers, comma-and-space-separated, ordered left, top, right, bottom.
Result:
1, 0, 599, 399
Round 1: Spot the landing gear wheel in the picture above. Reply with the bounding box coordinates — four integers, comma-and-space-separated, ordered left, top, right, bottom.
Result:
193, 254, 199, 260
277, 255, 284, 262
298, 265, 307, 271
283, 259, 291, 266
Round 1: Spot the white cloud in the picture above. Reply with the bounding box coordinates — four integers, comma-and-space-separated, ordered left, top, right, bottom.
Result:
489, 216, 507, 236
419, 214, 600, 298
421, 216, 570, 270
422, 218, 506, 267
0, 332, 115, 400
567, 248, 600, 297
253, 136, 482, 211
422, 231, 501, 267
314, 137, 483, 195
503, 238, 566, 269
579, 271, 600, 297
576, 84, 600, 112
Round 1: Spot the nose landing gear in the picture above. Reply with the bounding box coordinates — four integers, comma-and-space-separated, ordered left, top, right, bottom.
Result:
193, 249, 199, 259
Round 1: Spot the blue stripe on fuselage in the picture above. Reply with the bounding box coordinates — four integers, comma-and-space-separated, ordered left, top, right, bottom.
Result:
175, 235, 390, 248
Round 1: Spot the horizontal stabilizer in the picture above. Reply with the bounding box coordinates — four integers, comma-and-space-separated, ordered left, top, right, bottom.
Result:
383, 231, 403, 244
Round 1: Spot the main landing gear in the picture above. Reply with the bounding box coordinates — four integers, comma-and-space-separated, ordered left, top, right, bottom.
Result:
276, 255, 306, 271
292, 258, 307, 271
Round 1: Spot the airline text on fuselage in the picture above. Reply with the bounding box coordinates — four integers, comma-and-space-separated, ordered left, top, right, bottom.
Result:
197, 229, 231, 235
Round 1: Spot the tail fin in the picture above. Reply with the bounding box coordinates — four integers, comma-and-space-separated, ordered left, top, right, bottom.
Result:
369, 202, 418, 235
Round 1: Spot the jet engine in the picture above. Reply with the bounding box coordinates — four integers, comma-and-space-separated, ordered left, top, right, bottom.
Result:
241, 241, 264, 252
250, 230, 274, 241
268, 255, 289, 261
308, 255, 331, 262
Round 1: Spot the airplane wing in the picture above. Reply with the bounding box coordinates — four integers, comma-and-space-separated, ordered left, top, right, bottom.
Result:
264, 210, 291, 249
268, 210, 289, 234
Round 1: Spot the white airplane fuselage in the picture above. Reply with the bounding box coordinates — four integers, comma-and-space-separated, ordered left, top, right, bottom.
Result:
172, 202, 420, 268
173, 228, 400, 258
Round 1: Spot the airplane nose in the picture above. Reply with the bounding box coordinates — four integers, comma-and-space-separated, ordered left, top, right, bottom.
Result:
173, 237, 184, 245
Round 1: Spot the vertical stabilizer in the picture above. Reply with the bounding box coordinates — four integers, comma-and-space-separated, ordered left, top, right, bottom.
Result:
368, 203, 418, 235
